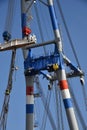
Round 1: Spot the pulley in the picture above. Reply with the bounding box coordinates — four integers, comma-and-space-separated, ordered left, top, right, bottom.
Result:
5, 89, 10, 95
22, 27, 31, 36
53, 63, 59, 71
80, 76, 85, 86
47, 63, 59, 72
3, 31, 11, 41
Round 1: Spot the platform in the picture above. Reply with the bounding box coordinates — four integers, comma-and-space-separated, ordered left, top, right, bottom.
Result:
0, 39, 35, 51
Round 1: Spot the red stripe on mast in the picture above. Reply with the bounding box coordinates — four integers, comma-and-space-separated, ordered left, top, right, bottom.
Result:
26, 86, 34, 95
59, 80, 69, 90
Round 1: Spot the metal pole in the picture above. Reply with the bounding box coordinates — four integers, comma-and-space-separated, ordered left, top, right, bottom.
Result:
26, 76, 34, 130
21, 0, 34, 130
21, 0, 27, 59
47, 0, 79, 129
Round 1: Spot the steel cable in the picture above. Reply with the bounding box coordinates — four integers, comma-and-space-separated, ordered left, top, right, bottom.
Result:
34, 3, 47, 55
68, 80, 87, 129
4, 0, 16, 34
56, 0, 81, 69
35, 76, 57, 129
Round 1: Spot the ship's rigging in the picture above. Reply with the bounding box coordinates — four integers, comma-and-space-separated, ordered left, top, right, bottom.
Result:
0, 0, 87, 130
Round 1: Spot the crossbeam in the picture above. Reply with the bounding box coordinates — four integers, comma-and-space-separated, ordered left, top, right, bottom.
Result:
25, 40, 55, 49
0, 38, 35, 51
24, 53, 59, 76
24, 52, 84, 78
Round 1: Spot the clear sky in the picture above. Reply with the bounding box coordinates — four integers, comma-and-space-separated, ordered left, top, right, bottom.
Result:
0, 0, 87, 130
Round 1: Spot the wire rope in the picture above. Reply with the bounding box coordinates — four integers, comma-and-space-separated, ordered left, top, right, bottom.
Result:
58, 86, 64, 130
42, 90, 52, 130
34, 98, 40, 128
34, 3, 47, 55
55, 0, 87, 115
68, 80, 87, 129
56, 0, 81, 69
56, 84, 64, 130
55, 0, 87, 113
54, 82, 61, 130
25, 0, 35, 13
4, 0, 16, 34
35, 76, 57, 129
41, 91, 49, 129
80, 84, 87, 111
38, 0, 48, 6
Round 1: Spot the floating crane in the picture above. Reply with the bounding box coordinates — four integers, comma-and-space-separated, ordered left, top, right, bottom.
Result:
0, 0, 87, 130
22, 0, 84, 130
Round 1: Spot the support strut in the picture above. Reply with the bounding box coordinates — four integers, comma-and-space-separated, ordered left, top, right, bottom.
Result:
47, 0, 79, 129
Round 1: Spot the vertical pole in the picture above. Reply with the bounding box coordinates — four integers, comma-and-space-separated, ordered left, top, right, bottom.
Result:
21, 0, 28, 59
26, 76, 34, 130
47, 0, 79, 130
21, 0, 34, 130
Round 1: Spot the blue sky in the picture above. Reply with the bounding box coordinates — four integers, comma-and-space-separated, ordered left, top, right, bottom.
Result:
0, 0, 87, 130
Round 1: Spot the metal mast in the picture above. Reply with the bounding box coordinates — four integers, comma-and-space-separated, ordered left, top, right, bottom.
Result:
21, 0, 34, 130
47, 0, 79, 130
0, 49, 16, 130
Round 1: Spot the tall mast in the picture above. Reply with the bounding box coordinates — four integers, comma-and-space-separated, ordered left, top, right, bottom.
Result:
47, 0, 79, 130
21, 0, 34, 130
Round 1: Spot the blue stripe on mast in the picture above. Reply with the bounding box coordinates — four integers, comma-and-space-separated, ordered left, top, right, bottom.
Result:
49, 5, 58, 30
63, 98, 73, 109
22, 13, 26, 28
26, 104, 34, 114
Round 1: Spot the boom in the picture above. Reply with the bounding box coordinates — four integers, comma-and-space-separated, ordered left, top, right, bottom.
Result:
0, 49, 16, 130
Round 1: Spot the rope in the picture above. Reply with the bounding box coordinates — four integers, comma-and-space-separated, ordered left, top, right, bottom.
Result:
41, 91, 49, 129
56, 0, 87, 122
34, 3, 47, 55
42, 90, 52, 130
56, 0, 81, 69
68, 80, 87, 129
59, 86, 64, 130
35, 76, 56, 129
4, 0, 16, 33
54, 82, 61, 130
25, 0, 35, 13
38, 0, 48, 6
0, 50, 16, 130
55, 83, 64, 130
81, 84, 87, 111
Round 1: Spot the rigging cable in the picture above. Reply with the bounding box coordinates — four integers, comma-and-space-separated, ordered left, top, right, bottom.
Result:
4, 0, 16, 34
54, 82, 61, 130
0, 50, 16, 130
34, 99, 39, 128
56, 0, 87, 111
25, 0, 35, 13
34, 2, 47, 55
35, 76, 57, 130
80, 84, 87, 111
41, 91, 49, 130
38, 0, 48, 6
56, 0, 81, 69
59, 86, 64, 130
55, 83, 64, 130
41, 90, 52, 130
68, 80, 87, 129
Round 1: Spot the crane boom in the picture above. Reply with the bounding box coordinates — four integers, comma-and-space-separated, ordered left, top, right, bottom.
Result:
0, 49, 16, 130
